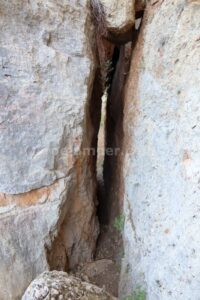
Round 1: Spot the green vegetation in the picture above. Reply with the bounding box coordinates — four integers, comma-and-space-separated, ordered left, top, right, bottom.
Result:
141, 57, 145, 70
113, 214, 125, 232
125, 263, 131, 274
122, 287, 146, 300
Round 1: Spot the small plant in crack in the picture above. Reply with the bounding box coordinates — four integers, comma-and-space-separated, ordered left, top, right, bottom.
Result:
125, 263, 131, 274
115, 249, 124, 272
122, 286, 146, 300
101, 59, 114, 88
113, 214, 125, 232
141, 57, 145, 70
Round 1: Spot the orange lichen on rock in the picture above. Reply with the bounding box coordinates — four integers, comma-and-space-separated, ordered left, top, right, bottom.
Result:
0, 182, 58, 208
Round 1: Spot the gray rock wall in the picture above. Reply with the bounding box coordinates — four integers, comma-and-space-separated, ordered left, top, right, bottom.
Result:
0, 0, 93, 194
121, 1, 200, 299
0, 0, 100, 299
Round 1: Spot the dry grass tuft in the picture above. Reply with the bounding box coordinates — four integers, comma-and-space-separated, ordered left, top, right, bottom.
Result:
91, 0, 111, 89
91, 0, 108, 37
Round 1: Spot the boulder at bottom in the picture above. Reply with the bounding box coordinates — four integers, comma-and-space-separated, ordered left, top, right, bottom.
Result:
22, 271, 117, 300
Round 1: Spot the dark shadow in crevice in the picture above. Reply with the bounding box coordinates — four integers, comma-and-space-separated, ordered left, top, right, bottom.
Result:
92, 3, 145, 229
97, 17, 144, 226
97, 46, 121, 225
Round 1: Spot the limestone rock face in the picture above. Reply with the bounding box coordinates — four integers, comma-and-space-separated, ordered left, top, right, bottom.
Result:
100, 0, 135, 34
0, 0, 94, 194
0, 0, 100, 299
22, 271, 117, 300
121, 0, 200, 299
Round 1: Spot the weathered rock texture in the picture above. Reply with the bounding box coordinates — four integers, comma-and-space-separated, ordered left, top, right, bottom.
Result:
121, 0, 200, 299
73, 259, 119, 296
0, 0, 101, 299
22, 271, 117, 300
100, 0, 135, 35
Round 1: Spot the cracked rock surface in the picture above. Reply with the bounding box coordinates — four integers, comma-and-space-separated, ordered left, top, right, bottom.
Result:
0, 1, 99, 299
22, 271, 117, 300
121, 0, 200, 299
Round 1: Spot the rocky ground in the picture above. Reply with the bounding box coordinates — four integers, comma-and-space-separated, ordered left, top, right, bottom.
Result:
72, 225, 123, 297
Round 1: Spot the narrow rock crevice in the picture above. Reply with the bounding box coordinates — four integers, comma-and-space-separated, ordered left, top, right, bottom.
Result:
47, 1, 145, 296
93, 42, 132, 298
93, 10, 144, 298
97, 25, 143, 226
96, 46, 120, 225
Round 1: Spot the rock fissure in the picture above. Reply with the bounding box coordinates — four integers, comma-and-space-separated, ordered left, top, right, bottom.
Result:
0, 0, 199, 299
0, 0, 146, 299
89, 2, 145, 297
